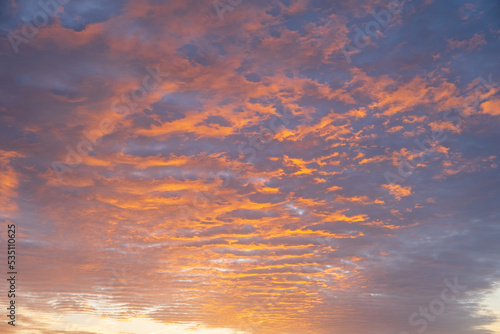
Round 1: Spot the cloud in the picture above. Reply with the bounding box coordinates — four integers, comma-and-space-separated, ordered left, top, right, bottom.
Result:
480, 98, 500, 116
1, 0, 500, 333
58, 0, 128, 31
382, 183, 412, 200
447, 32, 487, 50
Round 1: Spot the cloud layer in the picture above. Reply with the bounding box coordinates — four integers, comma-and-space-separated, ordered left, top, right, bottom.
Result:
1, 0, 499, 333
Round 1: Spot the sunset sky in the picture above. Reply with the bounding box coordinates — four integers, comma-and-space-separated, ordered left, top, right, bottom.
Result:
1, 0, 500, 333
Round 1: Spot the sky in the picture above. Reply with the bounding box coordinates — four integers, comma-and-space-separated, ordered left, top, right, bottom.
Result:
0, 0, 499, 333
